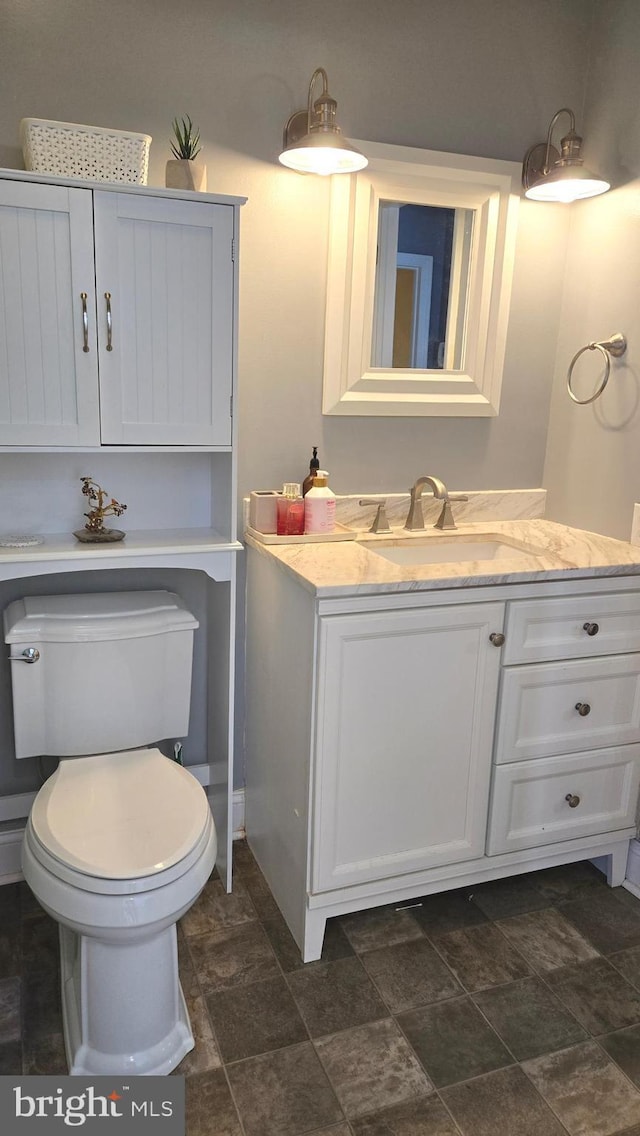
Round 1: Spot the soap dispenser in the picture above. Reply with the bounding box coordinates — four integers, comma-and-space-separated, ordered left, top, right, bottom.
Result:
304, 471, 336, 534
303, 447, 320, 496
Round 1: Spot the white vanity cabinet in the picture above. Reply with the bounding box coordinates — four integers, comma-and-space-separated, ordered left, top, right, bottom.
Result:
245, 550, 640, 962
0, 176, 235, 447
312, 602, 504, 891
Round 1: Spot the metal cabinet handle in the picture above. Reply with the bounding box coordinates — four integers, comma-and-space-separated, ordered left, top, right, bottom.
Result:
9, 647, 40, 664
575, 702, 591, 716
80, 292, 89, 352
105, 292, 113, 351
489, 632, 505, 647
565, 793, 581, 808
583, 622, 599, 636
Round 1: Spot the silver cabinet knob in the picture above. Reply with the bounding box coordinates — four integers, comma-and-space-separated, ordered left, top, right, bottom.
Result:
583, 622, 599, 636
565, 793, 581, 808
489, 632, 505, 647
575, 702, 591, 716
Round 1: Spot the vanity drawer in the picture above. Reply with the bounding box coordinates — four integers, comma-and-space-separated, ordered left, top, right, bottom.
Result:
503, 592, 640, 664
495, 654, 640, 763
487, 746, 640, 854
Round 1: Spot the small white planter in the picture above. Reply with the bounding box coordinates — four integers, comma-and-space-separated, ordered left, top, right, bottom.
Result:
165, 159, 207, 192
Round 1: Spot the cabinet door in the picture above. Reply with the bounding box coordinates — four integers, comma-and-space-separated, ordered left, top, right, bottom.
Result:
94, 193, 234, 446
0, 181, 100, 445
312, 601, 505, 892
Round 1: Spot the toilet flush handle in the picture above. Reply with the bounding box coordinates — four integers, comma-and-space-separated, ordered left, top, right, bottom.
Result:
9, 647, 40, 663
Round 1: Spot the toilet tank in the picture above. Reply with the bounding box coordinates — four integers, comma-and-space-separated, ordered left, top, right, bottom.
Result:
4, 591, 199, 759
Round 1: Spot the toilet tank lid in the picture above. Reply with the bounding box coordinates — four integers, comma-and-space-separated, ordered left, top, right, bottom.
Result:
4, 590, 199, 644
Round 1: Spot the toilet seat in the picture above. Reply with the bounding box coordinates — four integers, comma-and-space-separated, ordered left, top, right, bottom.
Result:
30, 748, 211, 892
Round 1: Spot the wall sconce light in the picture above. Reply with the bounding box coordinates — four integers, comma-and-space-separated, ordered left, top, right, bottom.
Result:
522, 107, 609, 202
279, 67, 368, 176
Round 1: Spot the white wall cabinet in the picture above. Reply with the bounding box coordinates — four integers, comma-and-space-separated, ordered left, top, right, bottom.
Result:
245, 554, 639, 962
0, 177, 235, 448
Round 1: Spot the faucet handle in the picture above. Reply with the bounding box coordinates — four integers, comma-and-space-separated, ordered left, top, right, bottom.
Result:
434, 495, 469, 531
359, 499, 392, 534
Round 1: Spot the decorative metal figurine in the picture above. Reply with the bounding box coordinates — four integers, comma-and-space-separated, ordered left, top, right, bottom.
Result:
73, 477, 128, 543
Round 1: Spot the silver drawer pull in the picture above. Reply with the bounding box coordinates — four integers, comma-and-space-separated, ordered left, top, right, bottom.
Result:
489, 632, 505, 647
80, 292, 89, 353
583, 622, 599, 636
10, 647, 40, 663
575, 702, 591, 716
105, 292, 113, 351
565, 793, 581, 808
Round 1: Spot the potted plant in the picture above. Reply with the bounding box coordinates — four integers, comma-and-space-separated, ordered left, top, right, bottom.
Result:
165, 115, 207, 192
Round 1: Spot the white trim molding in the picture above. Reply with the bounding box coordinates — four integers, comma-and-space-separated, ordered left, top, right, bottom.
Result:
624, 837, 640, 899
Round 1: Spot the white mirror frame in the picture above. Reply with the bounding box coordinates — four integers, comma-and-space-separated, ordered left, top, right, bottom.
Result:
322, 141, 521, 417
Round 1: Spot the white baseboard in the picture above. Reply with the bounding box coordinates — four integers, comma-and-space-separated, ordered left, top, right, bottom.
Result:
0, 826, 25, 883
233, 788, 245, 839
623, 838, 640, 899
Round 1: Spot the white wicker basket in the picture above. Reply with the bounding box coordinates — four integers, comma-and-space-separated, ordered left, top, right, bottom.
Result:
20, 118, 152, 184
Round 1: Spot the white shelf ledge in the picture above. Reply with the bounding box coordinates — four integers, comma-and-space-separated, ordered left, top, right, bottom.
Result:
0, 529, 242, 583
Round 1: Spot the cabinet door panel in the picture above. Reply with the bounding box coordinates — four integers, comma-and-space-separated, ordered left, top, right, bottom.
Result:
312, 602, 504, 892
0, 181, 100, 445
94, 193, 233, 446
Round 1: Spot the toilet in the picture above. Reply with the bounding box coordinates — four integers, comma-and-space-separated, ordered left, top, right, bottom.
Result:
4, 590, 217, 1076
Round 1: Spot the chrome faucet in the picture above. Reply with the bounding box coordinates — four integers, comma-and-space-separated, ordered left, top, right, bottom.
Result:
405, 476, 468, 531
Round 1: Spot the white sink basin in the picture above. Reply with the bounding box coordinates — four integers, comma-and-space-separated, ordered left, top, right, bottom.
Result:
362, 536, 541, 567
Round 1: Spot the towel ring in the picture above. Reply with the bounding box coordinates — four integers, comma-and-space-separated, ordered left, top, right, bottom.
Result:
567, 332, 627, 404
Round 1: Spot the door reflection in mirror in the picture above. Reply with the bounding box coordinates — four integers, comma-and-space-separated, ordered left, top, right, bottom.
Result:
372, 202, 474, 370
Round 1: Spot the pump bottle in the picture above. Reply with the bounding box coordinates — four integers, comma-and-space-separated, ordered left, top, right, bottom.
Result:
304, 471, 336, 534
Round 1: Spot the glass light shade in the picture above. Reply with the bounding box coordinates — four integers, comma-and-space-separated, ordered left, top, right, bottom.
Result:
279, 135, 368, 176
525, 167, 610, 203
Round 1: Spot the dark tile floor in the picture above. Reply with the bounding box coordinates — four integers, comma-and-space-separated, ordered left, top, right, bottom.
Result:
5, 849, 640, 1135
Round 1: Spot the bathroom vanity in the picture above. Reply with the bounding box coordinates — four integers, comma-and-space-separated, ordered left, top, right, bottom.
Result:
245, 518, 640, 961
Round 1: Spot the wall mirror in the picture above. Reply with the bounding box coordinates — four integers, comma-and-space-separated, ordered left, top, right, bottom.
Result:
322, 141, 520, 417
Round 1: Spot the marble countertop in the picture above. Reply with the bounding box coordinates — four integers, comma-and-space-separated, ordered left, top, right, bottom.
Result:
244, 519, 640, 598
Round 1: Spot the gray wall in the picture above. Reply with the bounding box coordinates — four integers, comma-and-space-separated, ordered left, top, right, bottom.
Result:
0, 0, 594, 499
543, 1, 640, 538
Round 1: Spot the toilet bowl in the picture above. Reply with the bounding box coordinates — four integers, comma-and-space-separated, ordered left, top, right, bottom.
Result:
4, 591, 216, 1076
22, 749, 216, 1076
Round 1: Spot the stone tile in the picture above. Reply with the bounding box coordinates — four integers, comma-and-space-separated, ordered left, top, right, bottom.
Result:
497, 907, 599, 972
22, 914, 59, 974
340, 907, 425, 954
360, 937, 461, 1013
309, 1128, 352, 1136
18, 881, 46, 919
0, 976, 21, 1043
315, 1018, 432, 1119
351, 1094, 459, 1135
470, 875, 550, 920
0, 921, 21, 980
524, 1040, 640, 1136
180, 877, 257, 939
408, 888, 489, 938
0, 883, 20, 926
560, 890, 640, 955
473, 976, 588, 1060
207, 975, 307, 1062
610, 945, 640, 990
22, 971, 62, 1042
434, 923, 531, 992
601, 1024, 640, 1089
22, 1032, 68, 1075
532, 861, 607, 903
262, 911, 353, 973
397, 996, 512, 1087
186, 1068, 243, 1136
287, 957, 387, 1039
441, 1065, 565, 1136
172, 990, 222, 1076
227, 1042, 343, 1136
231, 839, 261, 875
545, 956, 640, 1035
188, 922, 279, 995
0, 1040, 22, 1074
